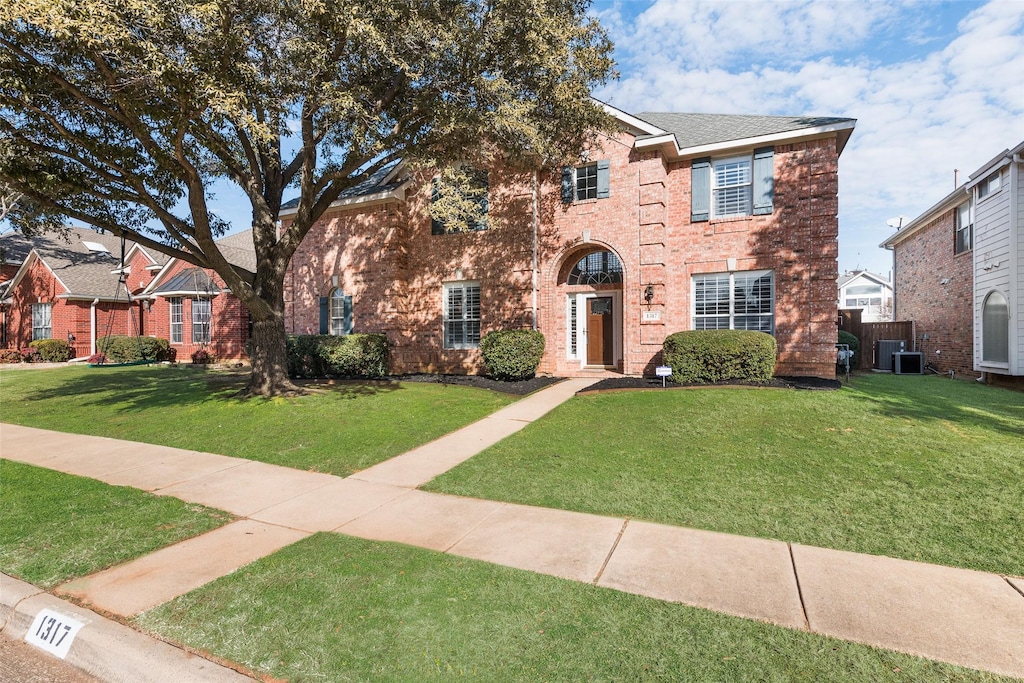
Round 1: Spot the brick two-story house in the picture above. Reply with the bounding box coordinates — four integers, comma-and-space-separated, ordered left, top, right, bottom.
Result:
882, 140, 1024, 386
283, 103, 855, 379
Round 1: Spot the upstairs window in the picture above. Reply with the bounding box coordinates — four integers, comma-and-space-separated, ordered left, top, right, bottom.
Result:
977, 170, 1001, 199
955, 201, 973, 254
561, 160, 610, 203
692, 148, 774, 222
32, 303, 52, 341
431, 168, 489, 234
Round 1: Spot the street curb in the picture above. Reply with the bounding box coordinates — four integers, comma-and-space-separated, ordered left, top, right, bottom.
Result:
0, 573, 253, 682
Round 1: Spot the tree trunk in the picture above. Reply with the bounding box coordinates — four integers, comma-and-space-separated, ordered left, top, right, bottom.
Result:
245, 300, 300, 397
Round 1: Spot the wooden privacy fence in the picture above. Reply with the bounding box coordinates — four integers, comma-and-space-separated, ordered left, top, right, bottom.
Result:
839, 310, 915, 370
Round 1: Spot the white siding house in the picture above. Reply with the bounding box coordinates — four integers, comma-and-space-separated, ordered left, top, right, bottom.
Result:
838, 270, 893, 322
966, 141, 1023, 379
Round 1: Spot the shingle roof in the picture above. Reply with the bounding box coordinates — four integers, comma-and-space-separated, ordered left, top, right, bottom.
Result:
0, 230, 35, 267
214, 229, 257, 273
19, 227, 132, 298
838, 270, 891, 288
635, 112, 856, 150
281, 161, 403, 210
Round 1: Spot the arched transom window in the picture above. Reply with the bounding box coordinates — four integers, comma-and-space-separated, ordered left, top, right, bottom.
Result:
567, 251, 623, 285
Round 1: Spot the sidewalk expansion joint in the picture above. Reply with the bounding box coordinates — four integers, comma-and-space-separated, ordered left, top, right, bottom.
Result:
1005, 577, 1024, 600
442, 503, 507, 553
788, 543, 810, 631
592, 517, 629, 585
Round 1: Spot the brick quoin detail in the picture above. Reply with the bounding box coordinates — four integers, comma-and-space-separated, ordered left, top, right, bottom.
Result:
284, 132, 844, 379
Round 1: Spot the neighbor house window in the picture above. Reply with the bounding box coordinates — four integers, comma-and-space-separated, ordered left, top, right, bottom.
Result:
977, 170, 1002, 199
192, 298, 211, 344
955, 201, 973, 254
693, 270, 774, 333
561, 160, 610, 203
431, 168, 489, 234
169, 297, 183, 343
31, 303, 52, 341
691, 148, 774, 221
443, 282, 480, 349
981, 291, 1009, 364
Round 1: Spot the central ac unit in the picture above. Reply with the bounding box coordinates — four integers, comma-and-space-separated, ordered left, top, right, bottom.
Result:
894, 352, 924, 374
875, 340, 906, 371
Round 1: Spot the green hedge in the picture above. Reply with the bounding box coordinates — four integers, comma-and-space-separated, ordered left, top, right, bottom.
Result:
97, 336, 171, 363
662, 330, 777, 384
29, 339, 73, 363
286, 334, 389, 378
838, 330, 860, 369
480, 329, 546, 381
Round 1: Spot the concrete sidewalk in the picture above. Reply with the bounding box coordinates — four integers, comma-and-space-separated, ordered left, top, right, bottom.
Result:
2, 376, 1023, 681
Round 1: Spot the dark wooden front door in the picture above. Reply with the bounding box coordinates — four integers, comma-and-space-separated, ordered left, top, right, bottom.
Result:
587, 297, 614, 366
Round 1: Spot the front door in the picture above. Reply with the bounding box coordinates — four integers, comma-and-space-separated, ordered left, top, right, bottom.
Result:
587, 297, 614, 366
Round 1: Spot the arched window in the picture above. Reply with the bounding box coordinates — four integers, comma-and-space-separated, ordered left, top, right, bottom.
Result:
567, 251, 623, 285
981, 291, 1009, 363
319, 288, 352, 335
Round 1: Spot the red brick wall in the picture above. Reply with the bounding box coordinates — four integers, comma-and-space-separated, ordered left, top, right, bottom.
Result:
892, 209, 977, 378
147, 260, 250, 362
284, 132, 843, 378
1, 258, 137, 356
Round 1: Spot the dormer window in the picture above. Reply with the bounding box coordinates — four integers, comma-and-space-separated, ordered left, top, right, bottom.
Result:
977, 170, 1001, 199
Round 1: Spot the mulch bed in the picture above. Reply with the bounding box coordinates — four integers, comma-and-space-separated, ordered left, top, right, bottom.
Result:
392, 373, 565, 396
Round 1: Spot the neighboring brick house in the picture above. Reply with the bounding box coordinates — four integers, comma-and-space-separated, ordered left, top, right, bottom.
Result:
838, 270, 893, 323
141, 230, 254, 362
0, 226, 253, 362
283, 103, 856, 378
882, 139, 1024, 386
0, 227, 142, 356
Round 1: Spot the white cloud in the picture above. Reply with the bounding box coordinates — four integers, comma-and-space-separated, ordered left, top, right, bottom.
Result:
596, 0, 1024, 275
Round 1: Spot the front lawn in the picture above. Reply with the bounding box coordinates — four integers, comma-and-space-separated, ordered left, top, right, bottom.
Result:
135, 533, 1008, 682
426, 374, 1024, 576
0, 461, 231, 588
0, 365, 515, 477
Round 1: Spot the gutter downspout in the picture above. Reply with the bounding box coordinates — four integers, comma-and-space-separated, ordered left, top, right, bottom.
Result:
531, 169, 539, 330
90, 298, 99, 355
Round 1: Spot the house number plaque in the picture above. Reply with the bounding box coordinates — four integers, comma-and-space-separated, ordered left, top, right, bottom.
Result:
25, 608, 85, 659
642, 310, 661, 322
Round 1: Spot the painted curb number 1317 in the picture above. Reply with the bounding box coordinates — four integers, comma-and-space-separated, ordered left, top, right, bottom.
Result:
24, 608, 85, 659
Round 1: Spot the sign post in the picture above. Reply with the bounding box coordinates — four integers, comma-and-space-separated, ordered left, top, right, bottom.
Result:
655, 365, 672, 388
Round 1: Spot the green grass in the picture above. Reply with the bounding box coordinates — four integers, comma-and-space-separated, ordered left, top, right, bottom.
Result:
136, 533, 1011, 682
0, 461, 231, 588
427, 374, 1024, 576
0, 365, 514, 476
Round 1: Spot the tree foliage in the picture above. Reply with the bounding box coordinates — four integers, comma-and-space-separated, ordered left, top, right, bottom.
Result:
0, 0, 615, 396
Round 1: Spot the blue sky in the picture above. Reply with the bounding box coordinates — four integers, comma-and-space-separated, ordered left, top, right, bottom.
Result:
11, 1, 1022, 281
591, 0, 1024, 278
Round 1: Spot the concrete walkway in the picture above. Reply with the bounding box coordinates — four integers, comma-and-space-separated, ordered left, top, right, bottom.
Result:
2, 377, 1023, 681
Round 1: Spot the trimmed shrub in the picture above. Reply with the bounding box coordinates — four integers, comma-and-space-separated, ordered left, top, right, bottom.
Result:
1, 349, 23, 364
480, 329, 546, 381
29, 339, 73, 363
191, 348, 213, 364
20, 347, 41, 363
97, 336, 172, 363
662, 330, 777, 384
838, 330, 860, 369
285, 334, 389, 378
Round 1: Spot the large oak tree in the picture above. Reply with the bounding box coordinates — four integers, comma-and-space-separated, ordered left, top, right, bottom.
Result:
0, 0, 614, 396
